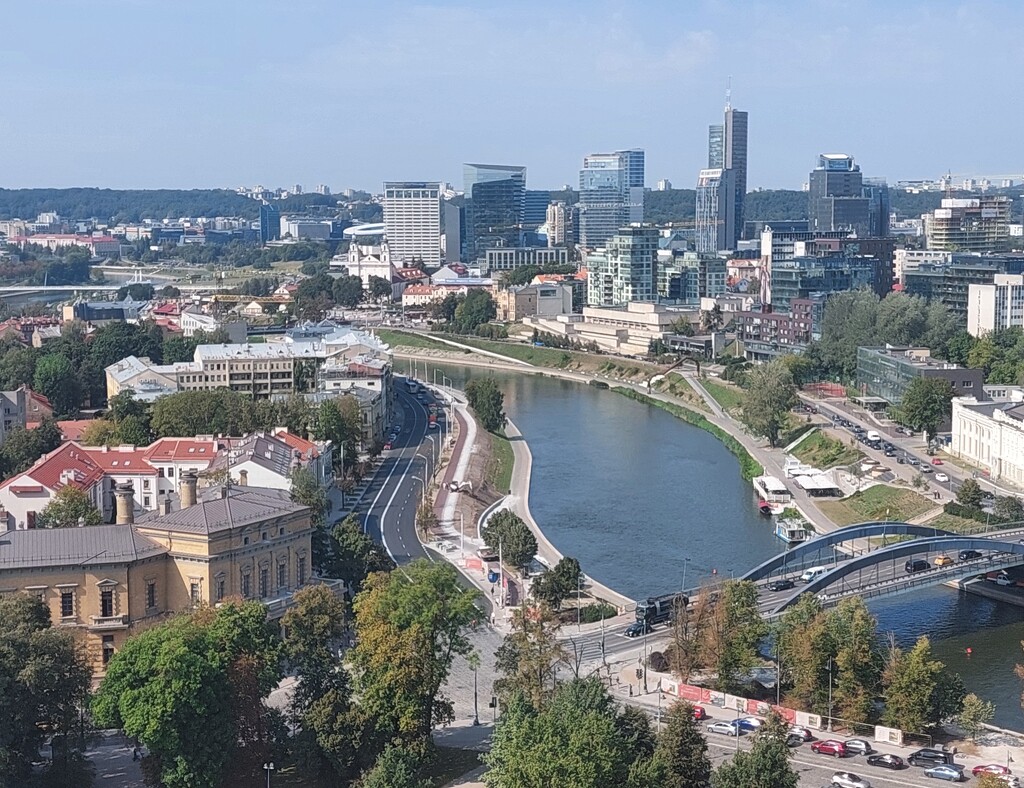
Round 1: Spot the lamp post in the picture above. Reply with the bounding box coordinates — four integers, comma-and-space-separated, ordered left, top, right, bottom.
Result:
826, 657, 834, 732
263, 762, 275, 788
415, 451, 432, 480
410, 474, 426, 508
468, 652, 481, 726
576, 571, 582, 629
426, 433, 438, 472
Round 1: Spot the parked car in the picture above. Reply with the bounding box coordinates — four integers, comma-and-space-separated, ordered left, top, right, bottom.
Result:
767, 578, 796, 592
908, 457, 920, 466
922, 764, 965, 782
935, 473, 950, 483
736, 716, 764, 732
831, 773, 872, 788
707, 721, 738, 736
958, 549, 983, 561
973, 765, 1013, 777
920, 465, 934, 474
866, 753, 906, 770
383, 441, 393, 450
844, 739, 874, 755
811, 739, 847, 757
908, 748, 955, 767
992, 573, 1016, 587
905, 559, 931, 574
788, 725, 814, 741
933, 555, 954, 567
692, 705, 707, 720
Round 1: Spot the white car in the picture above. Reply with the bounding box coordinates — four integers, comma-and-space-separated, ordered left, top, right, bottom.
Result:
831, 773, 872, 788
935, 473, 950, 483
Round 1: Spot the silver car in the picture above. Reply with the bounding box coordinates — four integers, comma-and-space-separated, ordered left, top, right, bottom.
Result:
831, 773, 872, 788
706, 721, 738, 737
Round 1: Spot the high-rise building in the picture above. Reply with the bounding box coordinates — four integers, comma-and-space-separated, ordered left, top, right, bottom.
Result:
863, 177, 891, 238
315, 184, 331, 195
586, 226, 658, 306
708, 124, 724, 168
694, 168, 736, 253
442, 199, 463, 263
522, 190, 552, 246
808, 154, 870, 235
968, 274, 1024, 336
700, 104, 747, 249
723, 107, 748, 243
578, 149, 644, 249
657, 251, 727, 303
382, 182, 442, 267
545, 201, 577, 247
259, 203, 280, 244
462, 163, 526, 261
926, 197, 1012, 253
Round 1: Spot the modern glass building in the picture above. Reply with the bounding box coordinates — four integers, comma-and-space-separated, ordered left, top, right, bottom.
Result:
657, 251, 727, 303
856, 346, 984, 407
694, 168, 736, 253
586, 226, 658, 306
768, 254, 876, 311
578, 150, 644, 249
259, 203, 280, 244
707, 124, 724, 168
462, 163, 526, 261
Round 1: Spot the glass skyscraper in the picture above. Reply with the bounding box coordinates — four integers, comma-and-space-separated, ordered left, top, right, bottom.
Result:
699, 106, 747, 250
462, 163, 526, 261
578, 149, 644, 250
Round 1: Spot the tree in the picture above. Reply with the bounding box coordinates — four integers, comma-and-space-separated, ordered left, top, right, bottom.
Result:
324, 514, 395, 594
705, 580, 768, 693
429, 292, 463, 323
956, 478, 984, 508
332, 274, 365, 308
93, 601, 283, 788
699, 304, 723, 333
668, 586, 714, 682
828, 597, 881, 723
454, 290, 496, 332
957, 692, 995, 741
33, 353, 81, 417
360, 744, 431, 788
493, 604, 566, 708
0, 344, 40, 389
529, 556, 582, 610
656, 701, 712, 788
881, 636, 965, 732
88, 321, 162, 370
351, 559, 479, 743
712, 712, 797, 788
900, 377, 954, 441
739, 360, 796, 447
994, 495, 1024, 522
465, 377, 506, 432
481, 509, 538, 570
37, 486, 103, 528
368, 275, 393, 302
0, 418, 62, 476
313, 396, 363, 469
0, 594, 92, 786
290, 466, 329, 528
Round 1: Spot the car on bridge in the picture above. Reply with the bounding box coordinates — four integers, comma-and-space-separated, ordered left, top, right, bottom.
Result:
811, 739, 847, 757
830, 772, 872, 788
922, 764, 966, 781
958, 549, 983, 561
706, 721, 738, 737
906, 559, 931, 574
933, 555, 954, 567
766, 578, 795, 592
866, 753, 905, 770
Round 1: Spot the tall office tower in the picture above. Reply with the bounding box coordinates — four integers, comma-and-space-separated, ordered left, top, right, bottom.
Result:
694, 168, 736, 253
586, 225, 658, 306
546, 201, 577, 247
522, 189, 552, 245
704, 100, 747, 247
578, 149, 644, 249
442, 199, 464, 263
259, 202, 280, 244
382, 182, 442, 267
808, 154, 870, 235
462, 163, 526, 261
863, 177, 891, 238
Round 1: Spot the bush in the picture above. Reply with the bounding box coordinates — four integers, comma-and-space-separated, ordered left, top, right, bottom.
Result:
942, 502, 1009, 525
578, 603, 618, 624
647, 651, 670, 672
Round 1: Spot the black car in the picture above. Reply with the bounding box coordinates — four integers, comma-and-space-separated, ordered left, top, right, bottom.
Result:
867, 753, 906, 770
785, 733, 803, 748
958, 549, 983, 561
624, 621, 652, 638
907, 747, 955, 767
896, 457, 906, 464
905, 559, 931, 574
767, 579, 796, 592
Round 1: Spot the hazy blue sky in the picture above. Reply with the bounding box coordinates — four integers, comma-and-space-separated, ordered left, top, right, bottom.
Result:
3, 1, 1021, 192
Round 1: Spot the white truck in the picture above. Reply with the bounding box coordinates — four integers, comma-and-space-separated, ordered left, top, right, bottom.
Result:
866, 430, 881, 443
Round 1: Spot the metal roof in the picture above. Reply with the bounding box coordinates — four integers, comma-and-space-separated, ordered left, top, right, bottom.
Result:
135, 485, 305, 534
0, 525, 166, 570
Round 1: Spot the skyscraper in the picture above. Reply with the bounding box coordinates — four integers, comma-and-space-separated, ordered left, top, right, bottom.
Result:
694, 168, 736, 253
462, 163, 526, 261
578, 149, 644, 249
701, 101, 747, 249
545, 201, 577, 247
586, 226, 658, 306
259, 202, 280, 244
723, 107, 748, 245
382, 182, 441, 267
808, 154, 869, 235
708, 124, 724, 168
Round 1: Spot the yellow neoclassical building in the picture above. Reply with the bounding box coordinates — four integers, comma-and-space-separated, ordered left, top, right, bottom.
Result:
0, 475, 331, 676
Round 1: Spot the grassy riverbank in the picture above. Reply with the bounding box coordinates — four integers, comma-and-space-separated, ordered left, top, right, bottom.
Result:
487, 429, 515, 494
375, 329, 452, 351
612, 387, 763, 481
818, 485, 934, 525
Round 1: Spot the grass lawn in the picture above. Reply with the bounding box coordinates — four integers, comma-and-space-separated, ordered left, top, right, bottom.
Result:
923, 512, 994, 534
792, 431, 862, 469
701, 379, 745, 413
376, 329, 452, 351
818, 485, 935, 526
652, 374, 711, 413
488, 430, 515, 494
448, 335, 590, 368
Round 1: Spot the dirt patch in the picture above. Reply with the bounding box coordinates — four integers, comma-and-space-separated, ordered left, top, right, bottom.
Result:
452, 429, 502, 540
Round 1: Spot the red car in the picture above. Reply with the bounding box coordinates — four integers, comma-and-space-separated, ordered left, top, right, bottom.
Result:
974, 765, 1013, 777
811, 740, 847, 757
931, 457, 943, 465
383, 441, 393, 450
692, 706, 707, 721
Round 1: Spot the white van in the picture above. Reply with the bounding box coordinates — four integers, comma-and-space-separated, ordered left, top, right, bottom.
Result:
799, 566, 829, 583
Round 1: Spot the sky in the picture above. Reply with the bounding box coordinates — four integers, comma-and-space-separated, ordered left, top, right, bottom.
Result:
3, 0, 1022, 193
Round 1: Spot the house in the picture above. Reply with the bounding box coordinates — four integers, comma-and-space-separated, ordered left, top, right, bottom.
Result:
0, 442, 106, 530
240, 301, 266, 317
0, 387, 27, 446
205, 430, 333, 490
273, 283, 299, 300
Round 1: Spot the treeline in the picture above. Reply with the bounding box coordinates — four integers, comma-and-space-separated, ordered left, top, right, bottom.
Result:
0, 243, 93, 285
0, 188, 258, 223
127, 238, 337, 268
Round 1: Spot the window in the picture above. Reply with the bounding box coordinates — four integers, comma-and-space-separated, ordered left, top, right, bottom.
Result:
259, 568, 268, 599
168, 467, 174, 477
100, 589, 114, 618
143, 479, 150, 490
143, 495, 151, 507
241, 573, 251, 598
278, 526, 285, 536
262, 531, 268, 541
297, 556, 307, 585
216, 578, 225, 602
243, 536, 249, 545
60, 591, 74, 618
102, 635, 115, 665
146, 581, 157, 609
277, 563, 287, 589
189, 582, 201, 604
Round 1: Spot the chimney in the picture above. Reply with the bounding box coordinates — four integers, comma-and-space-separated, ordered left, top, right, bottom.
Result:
160, 497, 172, 516
238, 469, 248, 486
180, 471, 198, 509
114, 482, 135, 525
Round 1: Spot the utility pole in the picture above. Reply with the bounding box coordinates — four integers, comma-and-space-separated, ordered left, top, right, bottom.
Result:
643, 625, 649, 693
498, 536, 504, 608
460, 511, 465, 557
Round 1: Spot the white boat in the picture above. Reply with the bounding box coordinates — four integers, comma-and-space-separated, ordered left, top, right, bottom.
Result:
774, 519, 809, 544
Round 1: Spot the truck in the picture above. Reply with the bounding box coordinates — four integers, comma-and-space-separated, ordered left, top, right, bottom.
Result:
866, 430, 881, 443
635, 593, 687, 626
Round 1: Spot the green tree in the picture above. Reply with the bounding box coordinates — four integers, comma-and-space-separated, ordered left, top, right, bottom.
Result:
828, 597, 881, 723
150, 389, 248, 436
37, 485, 103, 528
465, 377, 506, 432
93, 601, 283, 788
739, 360, 796, 447
995, 495, 1024, 521
706, 580, 768, 693
351, 559, 479, 743
712, 712, 797, 788
656, 701, 712, 788
699, 304, 723, 333
360, 744, 431, 788
0, 594, 92, 786
368, 275, 393, 302
290, 466, 329, 528
881, 636, 966, 732
429, 292, 463, 322
323, 513, 395, 594
33, 353, 81, 416
956, 478, 984, 508
454, 289, 497, 332
313, 396, 362, 470
957, 692, 995, 741
0, 418, 62, 476
332, 274, 365, 308
900, 376, 954, 441
482, 509, 538, 570
493, 604, 566, 708
944, 330, 977, 366
816, 289, 880, 380
88, 321, 162, 370
0, 344, 40, 389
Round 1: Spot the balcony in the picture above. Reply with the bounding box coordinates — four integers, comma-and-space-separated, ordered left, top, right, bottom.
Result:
88, 614, 130, 630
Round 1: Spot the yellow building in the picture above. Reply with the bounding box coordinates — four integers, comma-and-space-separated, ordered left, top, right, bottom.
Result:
0, 475, 332, 677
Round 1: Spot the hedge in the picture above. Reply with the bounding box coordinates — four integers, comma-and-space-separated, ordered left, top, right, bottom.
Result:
613, 387, 764, 481
942, 502, 1010, 526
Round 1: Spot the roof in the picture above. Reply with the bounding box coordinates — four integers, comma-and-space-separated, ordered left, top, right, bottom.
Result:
135, 485, 305, 535
84, 446, 159, 475
0, 525, 167, 570
273, 428, 320, 459
403, 284, 435, 296
57, 419, 94, 442
142, 437, 223, 463
3, 442, 104, 494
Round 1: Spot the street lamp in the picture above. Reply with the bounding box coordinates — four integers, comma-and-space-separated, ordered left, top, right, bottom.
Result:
415, 452, 432, 480
826, 657, 834, 732
411, 475, 427, 508
468, 652, 481, 726
263, 762, 275, 788
576, 572, 582, 629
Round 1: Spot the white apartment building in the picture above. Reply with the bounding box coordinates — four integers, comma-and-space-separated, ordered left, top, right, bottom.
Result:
484, 246, 569, 273
893, 249, 952, 283
951, 392, 1024, 487
382, 182, 441, 267
179, 309, 222, 337
585, 226, 657, 307
967, 274, 1024, 337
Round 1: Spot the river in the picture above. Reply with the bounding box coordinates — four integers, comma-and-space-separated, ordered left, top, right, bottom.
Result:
415, 359, 1024, 730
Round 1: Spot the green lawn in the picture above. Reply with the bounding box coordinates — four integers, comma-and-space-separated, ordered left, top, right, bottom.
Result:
818, 485, 935, 526
376, 329, 453, 350
652, 375, 711, 413
792, 431, 863, 469
488, 430, 515, 494
923, 512, 994, 534
701, 379, 745, 412
446, 335, 587, 367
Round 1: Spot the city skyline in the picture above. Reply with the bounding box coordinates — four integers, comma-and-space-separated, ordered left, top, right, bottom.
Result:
2, 0, 1022, 191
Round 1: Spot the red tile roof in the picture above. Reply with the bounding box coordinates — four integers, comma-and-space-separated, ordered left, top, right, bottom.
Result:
57, 419, 94, 442
83, 446, 158, 475
272, 429, 320, 459
141, 437, 222, 462
3, 442, 104, 494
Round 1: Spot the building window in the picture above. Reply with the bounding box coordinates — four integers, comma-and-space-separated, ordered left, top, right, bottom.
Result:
279, 527, 285, 536
216, 578, 225, 602
241, 573, 251, 598
146, 581, 157, 610
102, 635, 115, 666
100, 589, 114, 618
259, 568, 268, 599
190, 582, 201, 604
297, 556, 307, 585
143, 479, 150, 490
168, 467, 174, 477
60, 591, 74, 618
262, 532, 268, 541
243, 536, 249, 545
143, 495, 151, 507
277, 563, 287, 589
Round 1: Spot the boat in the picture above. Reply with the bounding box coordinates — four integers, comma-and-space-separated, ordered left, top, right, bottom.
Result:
759, 500, 785, 517
774, 519, 809, 544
